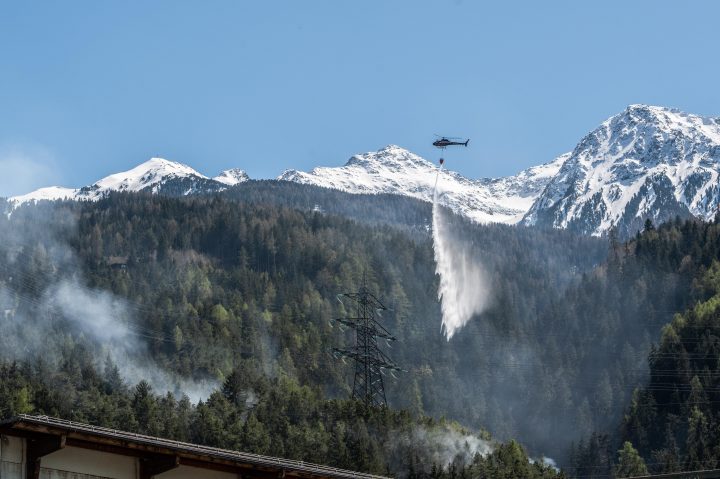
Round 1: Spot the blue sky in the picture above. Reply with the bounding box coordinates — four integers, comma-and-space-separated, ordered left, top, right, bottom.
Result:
1, 1, 719, 196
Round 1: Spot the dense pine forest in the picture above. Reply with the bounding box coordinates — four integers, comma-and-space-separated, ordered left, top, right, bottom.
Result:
3, 185, 720, 476
568, 217, 720, 477
616, 220, 720, 475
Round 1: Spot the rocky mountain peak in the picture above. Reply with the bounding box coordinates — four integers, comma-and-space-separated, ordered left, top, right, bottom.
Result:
213, 168, 250, 186
524, 105, 720, 236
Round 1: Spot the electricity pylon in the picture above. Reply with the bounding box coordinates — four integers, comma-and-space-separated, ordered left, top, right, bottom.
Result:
332, 279, 402, 408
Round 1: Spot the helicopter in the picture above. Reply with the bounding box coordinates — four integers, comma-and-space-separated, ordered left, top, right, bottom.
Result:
433, 136, 470, 149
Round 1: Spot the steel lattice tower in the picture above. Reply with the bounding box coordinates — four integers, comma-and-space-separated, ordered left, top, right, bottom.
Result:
332, 279, 402, 408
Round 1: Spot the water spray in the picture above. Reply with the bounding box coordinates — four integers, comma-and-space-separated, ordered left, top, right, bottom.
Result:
431, 155, 490, 339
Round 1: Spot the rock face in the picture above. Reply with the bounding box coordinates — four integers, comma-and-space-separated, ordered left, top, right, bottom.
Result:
523, 105, 720, 236
279, 145, 566, 224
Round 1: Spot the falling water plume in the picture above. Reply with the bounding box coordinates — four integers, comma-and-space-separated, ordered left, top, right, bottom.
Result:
432, 166, 490, 339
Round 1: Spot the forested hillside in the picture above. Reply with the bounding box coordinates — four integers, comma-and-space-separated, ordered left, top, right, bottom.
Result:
565, 217, 720, 478
4, 187, 720, 475
224, 180, 435, 232
0, 357, 562, 478
616, 219, 720, 475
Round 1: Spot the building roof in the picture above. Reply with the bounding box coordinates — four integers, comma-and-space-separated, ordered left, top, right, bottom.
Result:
617, 471, 720, 479
0, 414, 390, 479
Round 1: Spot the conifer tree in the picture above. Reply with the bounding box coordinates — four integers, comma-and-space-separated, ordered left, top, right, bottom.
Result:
614, 442, 648, 478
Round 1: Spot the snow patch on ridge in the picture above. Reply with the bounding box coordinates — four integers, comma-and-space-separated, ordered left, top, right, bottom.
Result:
9, 186, 78, 205
213, 168, 250, 186
280, 145, 567, 224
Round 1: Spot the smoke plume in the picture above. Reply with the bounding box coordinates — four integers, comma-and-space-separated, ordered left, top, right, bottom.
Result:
0, 205, 217, 401
388, 423, 493, 477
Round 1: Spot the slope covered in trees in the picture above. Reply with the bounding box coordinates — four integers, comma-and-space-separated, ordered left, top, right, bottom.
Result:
0, 355, 563, 478
619, 226, 720, 474
564, 217, 720, 478
4, 187, 720, 473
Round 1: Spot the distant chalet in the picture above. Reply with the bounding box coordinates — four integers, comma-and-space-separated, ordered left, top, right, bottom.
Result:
0, 414, 388, 479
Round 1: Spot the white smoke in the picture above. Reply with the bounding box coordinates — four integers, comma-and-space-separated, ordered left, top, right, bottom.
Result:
418, 426, 493, 466
389, 423, 493, 476
46, 279, 217, 401
0, 208, 218, 402
543, 456, 559, 470
432, 171, 491, 339
530, 455, 559, 471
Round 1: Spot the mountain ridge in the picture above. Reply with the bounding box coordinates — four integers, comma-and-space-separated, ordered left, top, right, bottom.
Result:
9, 158, 249, 207
279, 144, 567, 224
280, 105, 720, 235
9, 104, 720, 237
523, 104, 720, 236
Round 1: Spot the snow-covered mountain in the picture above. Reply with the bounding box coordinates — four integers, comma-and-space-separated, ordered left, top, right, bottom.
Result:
9, 105, 720, 236
213, 168, 250, 186
281, 106, 720, 236
9, 158, 249, 208
279, 145, 566, 224
524, 105, 720, 236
